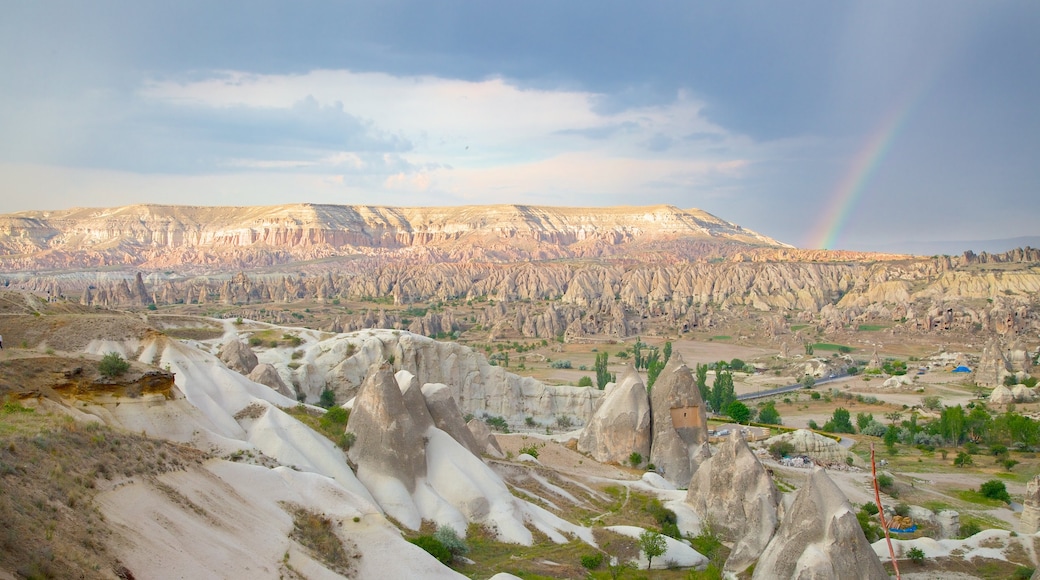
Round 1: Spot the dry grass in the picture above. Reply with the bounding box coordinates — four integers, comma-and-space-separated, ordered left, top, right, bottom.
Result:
283, 504, 359, 576
0, 401, 204, 579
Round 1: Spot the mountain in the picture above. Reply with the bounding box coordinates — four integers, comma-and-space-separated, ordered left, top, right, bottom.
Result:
0, 203, 789, 271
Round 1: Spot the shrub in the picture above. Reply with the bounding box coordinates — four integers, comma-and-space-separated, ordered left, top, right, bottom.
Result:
556, 415, 574, 429
409, 535, 451, 565
907, 546, 925, 564
959, 521, 982, 539
484, 415, 509, 433
580, 553, 604, 570
319, 389, 336, 409
433, 526, 469, 561
757, 402, 782, 425
810, 391, 821, 400
629, 451, 643, 467
877, 473, 894, 491
1003, 458, 1020, 471
922, 395, 943, 411
895, 503, 910, 517
768, 440, 795, 460
519, 444, 540, 459
980, 479, 1011, 503
954, 451, 974, 467
549, 359, 572, 369
98, 352, 130, 378
577, 375, 593, 387
861, 502, 879, 516
524, 416, 536, 427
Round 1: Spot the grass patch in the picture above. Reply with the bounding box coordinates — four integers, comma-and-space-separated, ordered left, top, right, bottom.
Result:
0, 402, 204, 579
710, 335, 732, 340
284, 504, 359, 576
857, 324, 889, 332
810, 342, 855, 352
789, 324, 809, 331
956, 489, 1009, 508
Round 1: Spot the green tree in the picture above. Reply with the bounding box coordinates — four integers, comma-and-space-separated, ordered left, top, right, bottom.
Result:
709, 371, 735, 414
953, 451, 974, 467
802, 374, 816, 389
633, 338, 644, 370
884, 424, 900, 449
577, 375, 594, 387
758, 402, 782, 425
979, 479, 1011, 503
638, 530, 667, 570
940, 405, 967, 445
98, 352, 130, 378
726, 401, 751, 424
646, 359, 666, 391
823, 407, 856, 434
729, 358, 745, 372
595, 351, 611, 389
856, 412, 874, 432
662, 341, 672, 365
695, 363, 710, 404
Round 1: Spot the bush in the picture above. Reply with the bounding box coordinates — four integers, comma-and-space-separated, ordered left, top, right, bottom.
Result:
895, 503, 910, 517
484, 415, 509, 433
757, 402, 782, 425
877, 473, 894, 491
549, 360, 572, 369
861, 502, 879, 516
959, 521, 982, 539
577, 375, 593, 387
907, 546, 925, 564
580, 553, 604, 570
768, 440, 795, 460
629, 451, 643, 467
409, 535, 452, 565
519, 444, 540, 459
98, 352, 130, 378
954, 451, 974, 467
319, 389, 336, 409
433, 526, 469, 561
980, 479, 1011, 503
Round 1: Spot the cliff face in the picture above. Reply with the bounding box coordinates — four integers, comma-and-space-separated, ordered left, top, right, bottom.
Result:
0, 203, 788, 270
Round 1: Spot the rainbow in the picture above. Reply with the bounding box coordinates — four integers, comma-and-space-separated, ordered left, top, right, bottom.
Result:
805, 88, 923, 250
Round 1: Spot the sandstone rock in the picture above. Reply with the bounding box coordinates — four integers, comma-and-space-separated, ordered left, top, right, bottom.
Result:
466, 418, 504, 458
347, 364, 428, 494
990, 385, 1015, 405
907, 505, 938, 528
975, 338, 1012, 388
422, 382, 483, 457
247, 363, 294, 399
1007, 339, 1033, 374
219, 339, 258, 374
937, 510, 960, 539
761, 429, 850, 464
1021, 475, 1040, 533
1012, 384, 1036, 403
685, 432, 780, 573
576, 365, 651, 465
649, 355, 709, 487
882, 375, 914, 389
752, 468, 887, 580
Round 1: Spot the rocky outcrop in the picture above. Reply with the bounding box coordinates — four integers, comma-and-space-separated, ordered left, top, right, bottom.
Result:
421, 381, 483, 457
937, 510, 960, 539
347, 365, 430, 495
990, 385, 1015, 405
467, 418, 504, 458
1013, 384, 1037, 402
1021, 475, 1040, 533
219, 339, 258, 374
975, 338, 1012, 387
761, 429, 851, 464
649, 355, 709, 487
247, 363, 294, 398
752, 468, 887, 580
685, 432, 780, 573
576, 365, 651, 465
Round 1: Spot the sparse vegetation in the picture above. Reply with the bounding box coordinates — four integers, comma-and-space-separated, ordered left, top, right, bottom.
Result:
98, 351, 130, 378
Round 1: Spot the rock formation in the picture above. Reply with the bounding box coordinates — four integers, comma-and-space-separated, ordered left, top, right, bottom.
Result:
1021, 475, 1040, 533
761, 429, 851, 464
752, 468, 887, 580
1012, 384, 1037, 403
990, 385, 1015, 406
937, 510, 960, 539
576, 365, 651, 465
246, 363, 294, 398
219, 339, 259, 374
975, 338, 1012, 387
685, 432, 780, 573
649, 355, 709, 486
467, 417, 504, 457
421, 382, 483, 457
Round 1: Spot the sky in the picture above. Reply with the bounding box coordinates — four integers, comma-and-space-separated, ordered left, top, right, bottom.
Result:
1, 1, 1038, 251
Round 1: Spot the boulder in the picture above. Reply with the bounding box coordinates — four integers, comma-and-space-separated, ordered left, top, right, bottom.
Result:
421, 382, 483, 457
685, 432, 780, 573
1021, 475, 1040, 533
1012, 384, 1036, 403
576, 365, 651, 465
649, 354, 709, 486
990, 385, 1015, 405
219, 339, 258, 374
247, 363, 295, 399
467, 417, 504, 458
761, 429, 851, 464
752, 468, 887, 580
